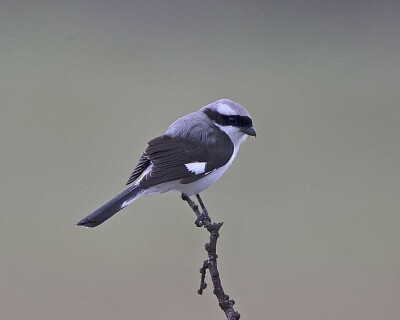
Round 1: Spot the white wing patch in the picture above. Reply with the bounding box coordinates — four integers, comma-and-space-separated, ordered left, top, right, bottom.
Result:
185, 162, 207, 175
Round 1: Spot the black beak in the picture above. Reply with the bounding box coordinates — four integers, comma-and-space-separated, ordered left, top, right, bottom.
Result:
241, 126, 256, 137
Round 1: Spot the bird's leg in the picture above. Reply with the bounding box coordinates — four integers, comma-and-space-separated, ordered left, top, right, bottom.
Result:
181, 193, 210, 227
196, 193, 211, 223
196, 194, 209, 214
181, 193, 201, 216
195, 194, 206, 211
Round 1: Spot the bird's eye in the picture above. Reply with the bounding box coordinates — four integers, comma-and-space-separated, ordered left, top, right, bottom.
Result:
228, 116, 238, 125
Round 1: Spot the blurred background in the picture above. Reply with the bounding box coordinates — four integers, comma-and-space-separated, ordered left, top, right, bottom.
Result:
1, 1, 399, 319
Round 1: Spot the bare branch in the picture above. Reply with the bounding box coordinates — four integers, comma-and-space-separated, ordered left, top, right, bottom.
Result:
181, 194, 241, 320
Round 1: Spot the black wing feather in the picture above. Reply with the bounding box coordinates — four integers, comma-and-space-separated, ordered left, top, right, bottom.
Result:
126, 134, 233, 189
126, 154, 150, 185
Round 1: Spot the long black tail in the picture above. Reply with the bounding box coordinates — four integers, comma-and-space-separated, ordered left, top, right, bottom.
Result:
76, 185, 142, 228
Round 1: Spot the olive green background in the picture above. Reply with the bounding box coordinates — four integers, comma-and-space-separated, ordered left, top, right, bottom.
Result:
1, 1, 399, 319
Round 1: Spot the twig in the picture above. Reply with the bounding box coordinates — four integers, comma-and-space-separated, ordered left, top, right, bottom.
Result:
181, 194, 241, 320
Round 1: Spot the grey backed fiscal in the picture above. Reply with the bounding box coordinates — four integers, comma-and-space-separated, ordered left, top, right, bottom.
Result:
76, 99, 256, 228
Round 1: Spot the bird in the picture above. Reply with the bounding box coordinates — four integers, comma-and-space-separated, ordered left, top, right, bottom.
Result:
76, 99, 256, 228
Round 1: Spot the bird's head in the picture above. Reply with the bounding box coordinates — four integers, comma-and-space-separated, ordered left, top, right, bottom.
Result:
202, 99, 256, 146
